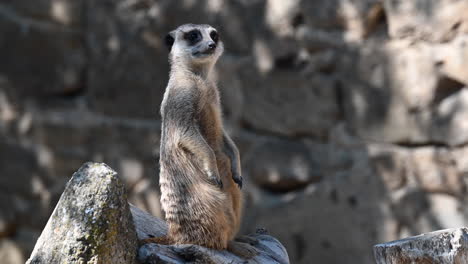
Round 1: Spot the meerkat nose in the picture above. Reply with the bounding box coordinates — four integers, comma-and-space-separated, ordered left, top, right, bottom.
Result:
208, 42, 216, 50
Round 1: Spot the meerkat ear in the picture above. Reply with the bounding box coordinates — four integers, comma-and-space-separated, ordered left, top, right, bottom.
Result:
165, 31, 175, 51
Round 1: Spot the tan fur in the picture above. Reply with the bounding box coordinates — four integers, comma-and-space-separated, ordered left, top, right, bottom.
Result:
147, 24, 243, 250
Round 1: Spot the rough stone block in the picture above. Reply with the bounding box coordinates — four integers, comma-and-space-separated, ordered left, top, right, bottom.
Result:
374, 227, 468, 264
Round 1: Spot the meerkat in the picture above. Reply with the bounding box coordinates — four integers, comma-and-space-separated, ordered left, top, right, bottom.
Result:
144, 24, 245, 251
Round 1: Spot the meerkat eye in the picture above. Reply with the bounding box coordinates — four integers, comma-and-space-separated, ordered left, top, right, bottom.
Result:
210, 31, 219, 43
184, 30, 201, 45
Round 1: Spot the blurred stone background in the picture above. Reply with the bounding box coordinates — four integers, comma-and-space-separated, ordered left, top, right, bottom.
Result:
1, 0, 468, 263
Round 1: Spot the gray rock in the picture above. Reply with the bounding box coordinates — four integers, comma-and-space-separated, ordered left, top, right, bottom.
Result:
0, 1, 86, 99
0, 239, 25, 264
30, 109, 162, 216
85, 0, 253, 118
244, 137, 324, 192
86, 0, 168, 118
383, 0, 468, 42
250, 144, 386, 264
301, 0, 381, 39
410, 148, 464, 195
0, 140, 46, 231
435, 36, 468, 84
431, 88, 468, 146
370, 147, 409, 191
240, 70, 339, 138
0, 141, 38, 197
26, 162, 138, 264
4, 0, 468, 264
374, 227, 468, 263
342, 39, 468, 146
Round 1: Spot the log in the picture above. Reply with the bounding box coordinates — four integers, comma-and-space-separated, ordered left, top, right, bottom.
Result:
373, 227, 468, 264
131, 188, 290, 264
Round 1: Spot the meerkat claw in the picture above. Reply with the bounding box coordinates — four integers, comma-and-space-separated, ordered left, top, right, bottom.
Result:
208, 176, 223, 189
233, 175, 243, 189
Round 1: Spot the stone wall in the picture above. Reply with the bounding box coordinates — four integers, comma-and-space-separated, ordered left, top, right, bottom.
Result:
1, 0, 468, 263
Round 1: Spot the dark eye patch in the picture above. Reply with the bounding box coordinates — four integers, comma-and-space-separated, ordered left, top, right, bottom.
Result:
184, 30, 201, 45
210, 31, 219, 43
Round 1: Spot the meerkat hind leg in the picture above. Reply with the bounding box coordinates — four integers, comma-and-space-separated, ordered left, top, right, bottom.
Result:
179, 131, 223, 189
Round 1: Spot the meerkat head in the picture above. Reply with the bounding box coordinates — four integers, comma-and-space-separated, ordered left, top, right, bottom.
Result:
165, 24, 224, 69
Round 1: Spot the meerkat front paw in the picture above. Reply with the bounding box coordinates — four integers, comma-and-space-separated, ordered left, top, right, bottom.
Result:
208, 176, 223, 189
207, 172, 223, 189
232, 172, 243, 189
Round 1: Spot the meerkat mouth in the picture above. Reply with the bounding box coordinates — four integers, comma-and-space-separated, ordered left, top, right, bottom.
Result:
192, 49, 215, 57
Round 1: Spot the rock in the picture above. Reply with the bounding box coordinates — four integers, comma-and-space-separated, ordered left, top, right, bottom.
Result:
300, 0, 382, 40
0, 140, 48, 231
240, 69, 339, 138
5, 1, 468, 264
26, 162, 138, 264
244, 137, 324, 192
85, 0, 253, 118
435, 36, 468, 84
0, 141, 38, 197
297, 27, 347, 52
374, 227, 468, 264
341, 41, 430, 144
383, 0, 468, 42
265, 0, 301, 37
216, 56, 245, 127
0, 1, 86, 100
29, 109, 162, 216
2, 0, 83, 27
342, 39, 468, 146
13, 228, 41, 261
410, 148, 464, 195
389, 187, 430, 234
250, 144, 388, 264
369, 146, 408, 191
391, 192, 467, 238
0, 239, 25, 264
86, 0, 168, 118
0, 192, 17, 238
424, 194, 465, 229
430, 88, 468, 146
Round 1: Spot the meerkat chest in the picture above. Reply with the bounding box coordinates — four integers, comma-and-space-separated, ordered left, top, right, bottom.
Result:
197, 87, 223, 145
198, 101, 222, 137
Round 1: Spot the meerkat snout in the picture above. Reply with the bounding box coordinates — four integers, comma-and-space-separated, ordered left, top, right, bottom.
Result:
207, 41, 216, 51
